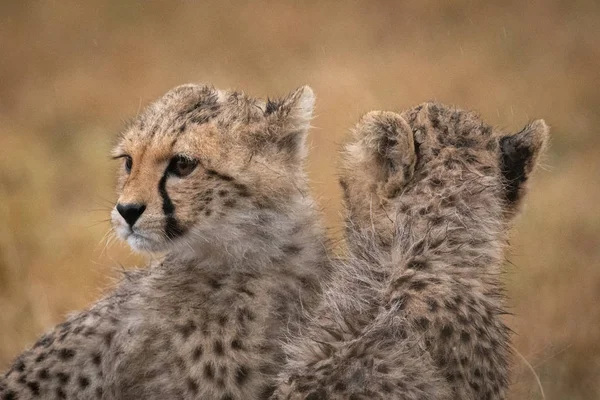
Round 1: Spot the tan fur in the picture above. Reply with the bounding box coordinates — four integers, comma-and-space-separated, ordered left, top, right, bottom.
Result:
0, 84, 331, 399
272, 103, 549, 399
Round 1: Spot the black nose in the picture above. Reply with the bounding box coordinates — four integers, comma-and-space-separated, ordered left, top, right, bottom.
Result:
116, 203, 146, 227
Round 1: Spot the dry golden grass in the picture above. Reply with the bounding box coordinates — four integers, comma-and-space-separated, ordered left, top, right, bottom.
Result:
0, 1, 599, 398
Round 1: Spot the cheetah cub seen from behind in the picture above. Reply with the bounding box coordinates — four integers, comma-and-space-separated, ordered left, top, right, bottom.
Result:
0, 84, 330, 400
272, 103, 548, 399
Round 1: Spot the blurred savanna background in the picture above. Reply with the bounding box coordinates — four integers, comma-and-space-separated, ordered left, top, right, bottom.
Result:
1, 1, 599, 398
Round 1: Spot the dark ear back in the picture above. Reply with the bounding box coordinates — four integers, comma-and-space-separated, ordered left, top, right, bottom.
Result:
499, 119, 549, 204
264, 86, 315, 161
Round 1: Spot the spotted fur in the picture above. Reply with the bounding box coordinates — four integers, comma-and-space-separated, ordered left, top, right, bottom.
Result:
272, 103, 549, 399
0, 84, 331, 399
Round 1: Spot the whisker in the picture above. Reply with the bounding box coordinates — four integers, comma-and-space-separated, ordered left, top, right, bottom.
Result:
84, 208, 114, 213
511, 344, 546, 400
93, 195, 116, 207
85, 219, 112, 229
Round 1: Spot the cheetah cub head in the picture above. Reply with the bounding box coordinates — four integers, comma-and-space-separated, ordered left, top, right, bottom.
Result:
341, 103, 550, 241
111, 84, 315, 253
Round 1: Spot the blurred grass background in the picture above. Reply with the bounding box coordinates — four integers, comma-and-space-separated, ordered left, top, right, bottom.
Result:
0, 1, 599, 398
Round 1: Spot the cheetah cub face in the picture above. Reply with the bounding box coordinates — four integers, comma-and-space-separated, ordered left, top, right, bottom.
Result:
111, 84, 315, 253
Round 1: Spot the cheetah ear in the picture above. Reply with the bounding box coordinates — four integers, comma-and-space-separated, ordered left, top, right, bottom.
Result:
264, 86, 315, 160
499, 119, 549, 204
349, 111, 417, 198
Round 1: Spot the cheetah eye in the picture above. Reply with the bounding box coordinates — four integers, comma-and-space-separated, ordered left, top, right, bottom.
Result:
168, 155, 198, 177
124, 156, 133, 173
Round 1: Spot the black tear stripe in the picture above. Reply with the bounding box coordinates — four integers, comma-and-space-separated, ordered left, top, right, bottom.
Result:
158, 171, 186, 239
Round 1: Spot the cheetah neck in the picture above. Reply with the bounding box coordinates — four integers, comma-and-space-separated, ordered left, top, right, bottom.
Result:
171, 196, 327, 272
395, 174, 506, 275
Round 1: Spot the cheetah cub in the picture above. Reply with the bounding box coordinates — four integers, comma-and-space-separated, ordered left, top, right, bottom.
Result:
273, 103, 548, 399
0, 85, 330, 399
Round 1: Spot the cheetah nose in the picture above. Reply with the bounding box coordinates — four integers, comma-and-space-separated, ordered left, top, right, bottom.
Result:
116, 203, 146, 227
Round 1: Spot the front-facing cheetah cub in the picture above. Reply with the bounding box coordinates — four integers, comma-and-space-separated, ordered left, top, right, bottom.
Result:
273, 103, 548, 399
0, 85, 330, 399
